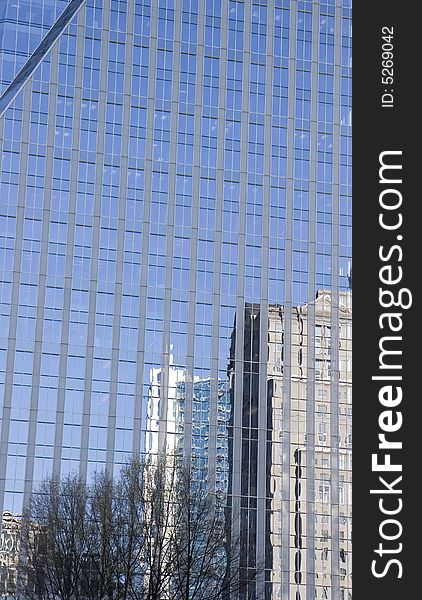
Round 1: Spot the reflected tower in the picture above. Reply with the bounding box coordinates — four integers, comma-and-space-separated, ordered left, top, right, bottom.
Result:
227, 291, 352, 600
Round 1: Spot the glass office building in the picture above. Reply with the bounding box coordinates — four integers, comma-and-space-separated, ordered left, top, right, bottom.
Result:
0, 1, 352, 599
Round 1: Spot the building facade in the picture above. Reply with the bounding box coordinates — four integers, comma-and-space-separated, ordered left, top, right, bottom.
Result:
0, 1, 352, 599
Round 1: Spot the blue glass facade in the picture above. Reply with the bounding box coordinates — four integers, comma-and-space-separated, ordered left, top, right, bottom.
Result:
0, 1, 352, 598
0, 0, 70, 93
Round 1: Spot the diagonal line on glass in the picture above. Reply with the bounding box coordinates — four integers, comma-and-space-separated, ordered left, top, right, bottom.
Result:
0, 0, 86, 119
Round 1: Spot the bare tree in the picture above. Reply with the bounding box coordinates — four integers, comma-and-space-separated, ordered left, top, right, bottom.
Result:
110, 459, 146, 600
166, 464, 258, 600
81, 471, 116, 600
13, 457, 261, 600
17, 474, 88, 600
141, 456, 177, 600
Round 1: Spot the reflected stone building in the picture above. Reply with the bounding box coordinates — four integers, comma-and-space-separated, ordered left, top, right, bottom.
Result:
0, 512, 21, 596
0, 1, 351, 598
227, 291, 351, 599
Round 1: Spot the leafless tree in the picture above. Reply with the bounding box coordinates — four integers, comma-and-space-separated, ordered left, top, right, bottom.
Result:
16, 474, 88, 600
166, 463, 258, 600
13, 457, 261, 600
81, 471, 116, 600
109, 459, 146, 600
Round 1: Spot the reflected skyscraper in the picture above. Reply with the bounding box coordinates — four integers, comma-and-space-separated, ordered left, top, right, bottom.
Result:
0, 1, 351, 598
146, 358, 231, 499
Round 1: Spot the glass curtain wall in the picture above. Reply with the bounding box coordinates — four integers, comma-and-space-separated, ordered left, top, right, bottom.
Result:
0, 1, 351, 599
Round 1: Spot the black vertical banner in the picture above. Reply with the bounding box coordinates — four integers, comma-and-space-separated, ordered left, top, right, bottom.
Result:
354, 1, 418, 599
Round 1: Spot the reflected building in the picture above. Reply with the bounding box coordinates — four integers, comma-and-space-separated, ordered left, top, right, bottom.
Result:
145, 351, 185, 457
0, 1, 351, 598
0, 512, 21, 596
175, 377, 231, 499
227, 291, 352, 600
146, 360, 230, 502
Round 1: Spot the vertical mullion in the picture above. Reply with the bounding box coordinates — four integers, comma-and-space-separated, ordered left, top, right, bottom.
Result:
330, 3, 343, 599
208, 0, 229, 494
257, 1, 274, 593
306, 2, 321, 598
132, 1, 159, 456
22, 44, 60, 508
106, 0, 135, 474
0, 83, 32, 517
158, 0, 182, 455
183, 0, 206, 462
79, 0, 111, 481
281, 3, 298, 597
